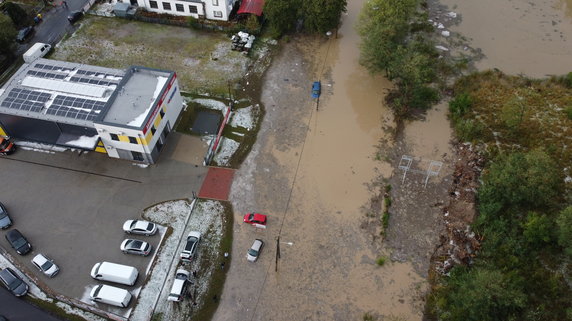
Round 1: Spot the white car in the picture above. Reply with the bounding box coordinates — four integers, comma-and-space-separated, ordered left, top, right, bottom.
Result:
247, 239, 264, 262
31, 254, 59, 278
180, 231, 201, 262
167, 269, 190, 302
120, 239, 152, 256
123, 220, 157, 236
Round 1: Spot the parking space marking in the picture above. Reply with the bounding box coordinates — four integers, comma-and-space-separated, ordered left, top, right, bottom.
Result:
1, 158, 142, 183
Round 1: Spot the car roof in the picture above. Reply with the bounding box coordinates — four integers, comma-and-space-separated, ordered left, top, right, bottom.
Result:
6, 229, 23, 239
188, 231, 201, 238
252, 239, 263, 249
32, 254, 48, 264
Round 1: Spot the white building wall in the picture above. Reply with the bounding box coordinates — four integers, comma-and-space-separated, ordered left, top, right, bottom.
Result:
136, 0, 234, 20
94, 75, 184, 164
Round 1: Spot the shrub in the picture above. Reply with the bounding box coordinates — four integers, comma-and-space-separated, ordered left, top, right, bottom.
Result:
565, 106, 572, 120
564, 72, 572, 88
376, 256, 387, 266
449, 93, 473, 119
382, 211, 390, 229
410, 85, 440, 110
454, 119, 483, 142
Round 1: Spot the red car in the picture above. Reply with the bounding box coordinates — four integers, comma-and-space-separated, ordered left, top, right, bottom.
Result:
0, 137, 15, 156
243, 213, 267, 227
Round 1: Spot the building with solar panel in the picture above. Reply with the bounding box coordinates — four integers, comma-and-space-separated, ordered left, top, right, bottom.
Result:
0, 58, 183, 164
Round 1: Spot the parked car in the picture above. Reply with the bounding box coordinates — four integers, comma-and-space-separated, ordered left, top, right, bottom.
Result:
90, 284, 132, 308
5, 229, 31, 255
0, 136, 16, 156
167, 269, 190, 302
120, 239, 152, 256
180, 231, 201, 262
247, 239, 264, 262
311, 81, 321, 98
31, 254, 59, 278
243, 212, 267, 227
0, 268, 28, 297
0, 202, 12, 229
16, 26, 34, 43
67, 11, 83, 24
123, 219, 157, 236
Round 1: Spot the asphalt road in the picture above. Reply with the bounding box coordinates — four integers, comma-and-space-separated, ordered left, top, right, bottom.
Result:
16, 0, 89, 56
0, 287, 63, 321
0, 133, 207, 314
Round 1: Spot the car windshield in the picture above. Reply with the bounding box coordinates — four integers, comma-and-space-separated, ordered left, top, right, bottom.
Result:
130, 240, 143, 249
41, 261, 53, 271
248, 248, 259, 256
248, 214, 254, 221
0, 211, 7, 219
6, 275, 19, 290
13, 238, 26, 248
146, 223, 154, 230
185, 238, 198, 251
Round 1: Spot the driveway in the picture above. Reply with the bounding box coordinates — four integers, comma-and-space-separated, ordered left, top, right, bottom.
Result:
0, 133, 207, 310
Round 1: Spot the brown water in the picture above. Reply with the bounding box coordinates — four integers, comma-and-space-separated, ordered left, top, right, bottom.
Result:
441, 0, 572, 77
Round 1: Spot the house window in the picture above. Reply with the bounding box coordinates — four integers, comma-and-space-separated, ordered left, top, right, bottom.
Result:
129, 136, 138, 144
151, 125, 157, 135
213, 10, 222, 17
162, 2, 171, 10
132, 151, 144, 161
149, 0, 158, 8
189, 5, 197, 13
212, 0, 218, 6
110, 133, 119, 141
160, 109, 165, 118
175, 3, 184, 11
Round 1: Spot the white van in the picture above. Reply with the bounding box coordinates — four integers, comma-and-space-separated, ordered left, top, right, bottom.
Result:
23, 43, 51, 63
90, 284, 132, 308
168, 269, 190, 302
90, 262, 138, 286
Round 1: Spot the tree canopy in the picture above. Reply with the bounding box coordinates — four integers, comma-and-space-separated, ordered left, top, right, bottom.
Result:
0, 14, 17, 57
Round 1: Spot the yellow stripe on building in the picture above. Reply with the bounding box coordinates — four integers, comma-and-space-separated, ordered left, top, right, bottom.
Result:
118, 135, 129, 142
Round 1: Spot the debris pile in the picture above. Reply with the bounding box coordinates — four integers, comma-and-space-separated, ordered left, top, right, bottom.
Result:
432, 143, 486, 275
231, 31, 255, 53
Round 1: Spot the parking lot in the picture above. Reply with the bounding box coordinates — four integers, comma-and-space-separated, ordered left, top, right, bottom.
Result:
0, 133, 207, 309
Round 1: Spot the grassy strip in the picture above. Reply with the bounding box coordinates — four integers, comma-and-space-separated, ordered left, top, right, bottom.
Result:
26, 296, 91, 321
190, 201, 233, 321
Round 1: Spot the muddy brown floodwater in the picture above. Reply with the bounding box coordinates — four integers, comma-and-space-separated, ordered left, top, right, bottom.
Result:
440, 0, 572, 77
215, 0, 432, 320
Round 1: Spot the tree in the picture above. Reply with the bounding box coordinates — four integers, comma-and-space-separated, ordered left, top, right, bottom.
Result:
0, 14, 17, 57
522, 211, 553, 247
2, 2, 28, 27
303, 0, 347, 34
357, 0, 418, 74
477, 149, 562, 224
263, 0, 301, 36
438, 267, 526, 321
556, 206, 572, 257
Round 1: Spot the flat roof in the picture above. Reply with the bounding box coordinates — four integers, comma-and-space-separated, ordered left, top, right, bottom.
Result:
102, 66, 173, 128
0, 60, 175, 131
0, 59, 124, 127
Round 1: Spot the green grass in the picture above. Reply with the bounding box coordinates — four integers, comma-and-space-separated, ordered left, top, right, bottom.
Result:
52, 16, 249, 94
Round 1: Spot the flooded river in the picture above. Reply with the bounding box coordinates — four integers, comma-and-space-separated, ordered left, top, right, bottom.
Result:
441, 0, 572, 77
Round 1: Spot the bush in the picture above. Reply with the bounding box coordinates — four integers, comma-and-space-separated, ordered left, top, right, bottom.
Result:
565, 106, 572, 120
376, 256, 387, 266
410, 85, 440, 110
449, 93, 473, 119
564, 72, 572, 88
454, 119, 483, 142
382, 211, 390, 229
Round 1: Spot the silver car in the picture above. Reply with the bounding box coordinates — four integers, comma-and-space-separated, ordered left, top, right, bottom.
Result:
31, 254, 60, 278
247, 239, 264, 262
120, 239, 152, 256
122, 220, 157, 236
